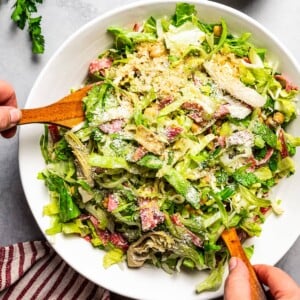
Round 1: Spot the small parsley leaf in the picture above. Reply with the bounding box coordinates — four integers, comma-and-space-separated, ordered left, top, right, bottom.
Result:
11, 0, 45, 54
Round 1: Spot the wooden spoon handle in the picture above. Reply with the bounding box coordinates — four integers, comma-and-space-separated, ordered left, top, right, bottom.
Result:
221, 228, 267, 300
18, 85, 93, 128
19, 100, 84, 128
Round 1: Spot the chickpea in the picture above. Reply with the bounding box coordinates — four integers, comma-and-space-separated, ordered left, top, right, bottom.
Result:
102, 197, 109, 208
266, 116, 276, 127
191, 123, 200, 133
213, 25, 222, 37
273, 111, 285, 124
149, 43, 166, 58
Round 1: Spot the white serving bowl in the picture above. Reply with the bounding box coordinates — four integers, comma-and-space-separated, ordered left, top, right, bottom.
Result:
19, 1, 300, 299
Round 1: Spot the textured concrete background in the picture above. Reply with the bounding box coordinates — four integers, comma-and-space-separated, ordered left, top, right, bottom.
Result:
0, 0, 299, 299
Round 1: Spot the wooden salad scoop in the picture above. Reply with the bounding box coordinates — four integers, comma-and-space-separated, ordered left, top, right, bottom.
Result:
221, 227, 267, 300
18, 85, 94, 128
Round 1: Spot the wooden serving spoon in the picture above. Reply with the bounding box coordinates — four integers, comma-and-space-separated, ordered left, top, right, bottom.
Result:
221, 227, 267, 300
18, 85, 94, 128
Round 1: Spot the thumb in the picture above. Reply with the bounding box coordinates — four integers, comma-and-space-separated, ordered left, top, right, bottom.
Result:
0, 107, 22, 138
0, 107, 21, 130
224, 257, 251, 300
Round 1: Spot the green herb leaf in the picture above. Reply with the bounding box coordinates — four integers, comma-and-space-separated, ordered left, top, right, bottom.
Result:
11, 0, 45, 54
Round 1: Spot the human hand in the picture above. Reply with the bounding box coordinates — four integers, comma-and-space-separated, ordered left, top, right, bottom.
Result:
0, 80, 22, 138
224, 257, 300, 300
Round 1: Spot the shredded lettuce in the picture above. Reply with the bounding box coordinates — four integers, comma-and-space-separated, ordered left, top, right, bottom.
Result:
172, 2, 197, 27
164, 21, 206, 56
196, 255, 226, 293
103, 248, 125, 269
107, 27, 156, 51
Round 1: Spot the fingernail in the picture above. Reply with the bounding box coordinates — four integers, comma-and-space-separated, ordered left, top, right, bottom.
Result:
229, 257, 238, 271
9, 108, 21, 124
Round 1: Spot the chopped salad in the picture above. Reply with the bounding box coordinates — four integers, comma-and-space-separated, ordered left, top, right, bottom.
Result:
39, 2, 300, 294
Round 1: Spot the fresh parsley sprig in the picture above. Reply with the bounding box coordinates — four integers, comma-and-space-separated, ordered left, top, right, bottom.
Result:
11, 0, 45, 54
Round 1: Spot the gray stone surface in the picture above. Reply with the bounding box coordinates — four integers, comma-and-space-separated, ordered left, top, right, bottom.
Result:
0, 0, 299, 298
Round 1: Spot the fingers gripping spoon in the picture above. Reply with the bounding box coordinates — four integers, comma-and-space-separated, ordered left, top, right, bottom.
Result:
221, 228, 267, 300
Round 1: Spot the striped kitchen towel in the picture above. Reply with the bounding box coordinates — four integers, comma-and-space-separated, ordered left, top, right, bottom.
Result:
0, 241, 110, 299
